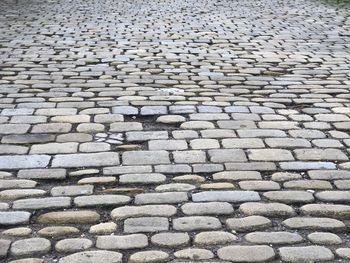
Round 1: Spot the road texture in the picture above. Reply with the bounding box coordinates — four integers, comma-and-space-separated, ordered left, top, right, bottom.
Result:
1, 0, 350, 262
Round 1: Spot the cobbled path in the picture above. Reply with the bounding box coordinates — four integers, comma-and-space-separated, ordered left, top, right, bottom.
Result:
1, 0, 350, 261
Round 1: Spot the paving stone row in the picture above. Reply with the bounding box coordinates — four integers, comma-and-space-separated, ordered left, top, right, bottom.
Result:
1, 0, 350, 261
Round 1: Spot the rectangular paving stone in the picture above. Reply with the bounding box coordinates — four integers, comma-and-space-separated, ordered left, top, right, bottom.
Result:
0, 124, 30, 134
308, 170, 350, 180
12, 197, 71, 210
140, 106, 167, 115
192, 191, 261, 202
30, 142, 78, 154
103, 165, 152, 175
213, 171, 262, 181
208, 149, 247, 162
74, 195, 131, 207
218, 120, 256, 129
225, 162, 277, 171
112, 106, 138, 115
248, 149, 294, 161
0, 211, 31, 225
122, 151, 170, 165
35, 108, 78, 116
126, 131, 168, 141
135, 192, 188, 204
124, 217, 169, 233
110, 122, 143, 132
222, 138, 265, 148
96, 234, 148, 250
31, 123, 72, 133
0, 155, 51, 169
265, 138, 311, 148
1, 109, 34, 116
52, 152, 120, 167
17, 169, 66, 180
148, 140, 188, 150
279, 162, 337, 170
193, 164, 224, 173
237, 129, 287, 138
154, 164, 192, 174
294, 149, 348, 161
0, 239, 11, 258
1, 134, 55, 144
169, 106, 196, 114
0, 145, 28, 155
51, 185, 94, 196
173, 150, 206, 164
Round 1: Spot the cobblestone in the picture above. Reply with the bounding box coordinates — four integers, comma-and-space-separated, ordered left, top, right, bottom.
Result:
1, 0, 350, 261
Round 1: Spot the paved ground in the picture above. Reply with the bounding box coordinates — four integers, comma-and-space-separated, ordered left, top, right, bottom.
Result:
1, 0, 350, 262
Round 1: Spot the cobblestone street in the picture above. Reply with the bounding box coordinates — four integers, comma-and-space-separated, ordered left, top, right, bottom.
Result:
1, 0, 350, 261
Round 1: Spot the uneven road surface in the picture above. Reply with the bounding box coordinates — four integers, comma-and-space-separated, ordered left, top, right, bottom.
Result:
1, 0, 350, 262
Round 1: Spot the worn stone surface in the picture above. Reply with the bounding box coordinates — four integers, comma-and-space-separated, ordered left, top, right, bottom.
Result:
38, 226, 80, 237
58, 251, 122, 263
55, 238, 93, 253
1, 0, 350, 261
96, 234, 148, 250
217, 245, 276, 262
124, 217, 169, 233
278, 246, 334, 262
10, 238, 51, 256
36, 211, 100, 224
0, 212, 31, 225
151, 232, 190, 247
129, 251, 169, 263
194, 231, 237, 245
226, 216, 272, 232
245, 231, 303, 245
174, 248, 214, 260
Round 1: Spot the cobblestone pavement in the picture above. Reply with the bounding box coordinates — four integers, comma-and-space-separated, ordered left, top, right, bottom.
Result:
0, 0, 350, 261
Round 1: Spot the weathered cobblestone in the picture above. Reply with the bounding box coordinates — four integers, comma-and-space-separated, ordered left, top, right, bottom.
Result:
218, 245, 276, 262
1, 0, 350, 261
278, 246, 334, 262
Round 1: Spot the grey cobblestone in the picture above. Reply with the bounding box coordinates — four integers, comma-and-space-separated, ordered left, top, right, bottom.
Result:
1, 0, 350, 261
